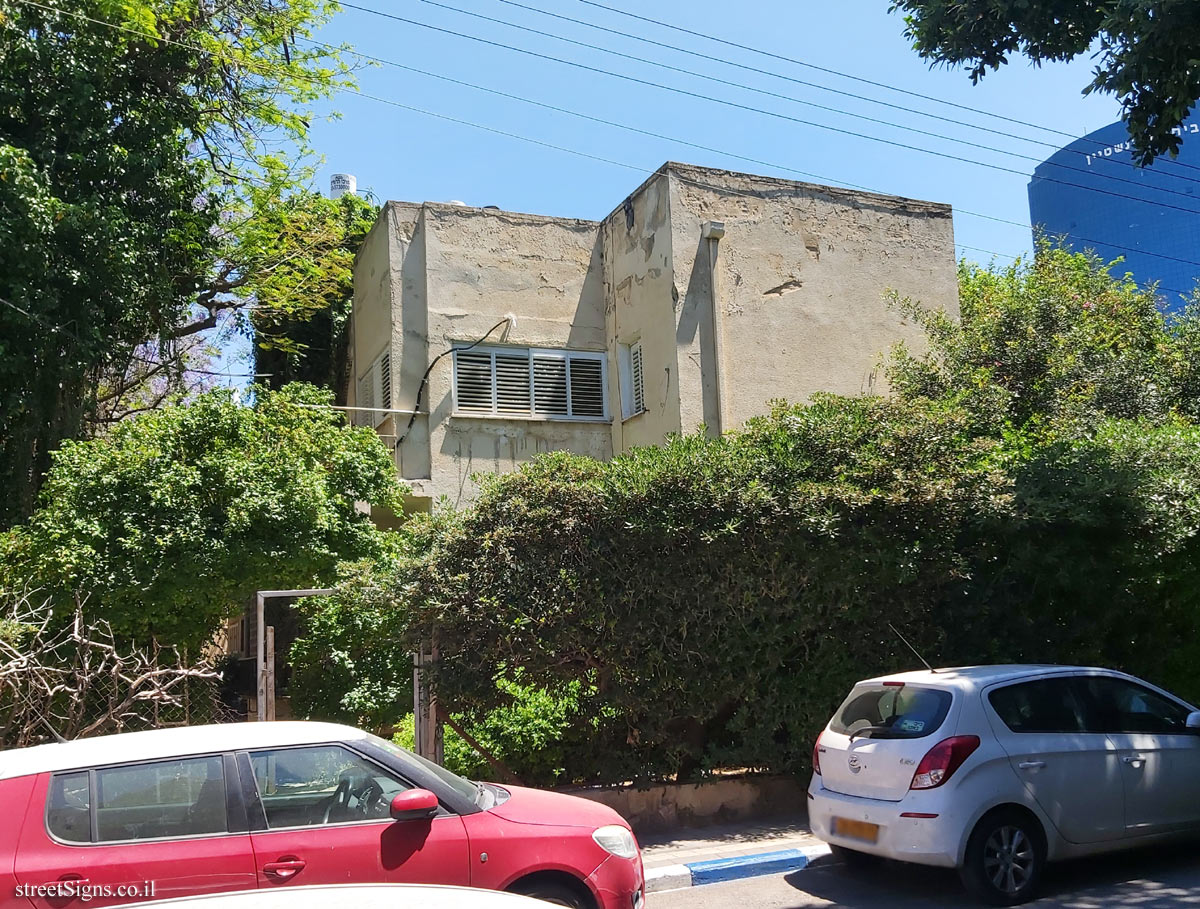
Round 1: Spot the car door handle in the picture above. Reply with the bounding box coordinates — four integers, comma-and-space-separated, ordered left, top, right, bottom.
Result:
1017, 761, 1046, 770
1122, 755, 1146, 765
262, 860, 306, 880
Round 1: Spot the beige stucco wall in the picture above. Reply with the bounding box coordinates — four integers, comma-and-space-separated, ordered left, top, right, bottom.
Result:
398, 203, 610, 508
659, 164, 958, 437
350, 206, 397, 416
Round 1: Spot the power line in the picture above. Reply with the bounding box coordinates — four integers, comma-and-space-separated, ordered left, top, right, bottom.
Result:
317, 37, 1200, 275
574, 0, 1078, 146
491, 0, 1200, 185
339, 1, 1200, 215
576, 0, 1200, 182
420, 0, 1059, 165
402, 0, 1200, 204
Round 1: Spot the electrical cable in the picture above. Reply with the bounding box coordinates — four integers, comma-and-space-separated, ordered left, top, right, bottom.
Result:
396, 317, 512, 445
575, 0, 1110, 147
494, 0, 1062, 151
421, 0, 1200, 198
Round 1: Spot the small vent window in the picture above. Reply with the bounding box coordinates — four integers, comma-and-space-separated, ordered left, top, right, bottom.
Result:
453, 346, 607, 421
355, 347, 393, 427
619, 340, 645, 420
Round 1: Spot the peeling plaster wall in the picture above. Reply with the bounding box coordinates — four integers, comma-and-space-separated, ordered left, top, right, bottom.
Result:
415, 204, 610, 508
664, 164, 958, 431
602, 171, 681, 454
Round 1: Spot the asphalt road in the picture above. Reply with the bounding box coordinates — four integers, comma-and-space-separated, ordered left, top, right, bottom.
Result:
650, 841, 1200, 908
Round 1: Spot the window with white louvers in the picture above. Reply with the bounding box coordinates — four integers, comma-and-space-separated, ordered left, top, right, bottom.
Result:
619, 340, 645, 420
453, 346, 607, 420
355, 347, 393, 427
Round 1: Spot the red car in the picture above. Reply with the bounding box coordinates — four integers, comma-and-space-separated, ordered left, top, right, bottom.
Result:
1, 722, 644, 909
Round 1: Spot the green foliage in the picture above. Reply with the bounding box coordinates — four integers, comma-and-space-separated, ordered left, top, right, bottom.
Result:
288, 520, 439, 729
0, 0, 351, 524
0, 384, 404, 647
252, 191, 380, 397
407, 400, 1005, 783
889, 0, 1200, 163
888, 244, 1199, 429
391, 679, 615, 786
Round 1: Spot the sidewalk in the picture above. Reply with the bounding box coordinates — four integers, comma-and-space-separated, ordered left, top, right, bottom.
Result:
639, 814, 831, 893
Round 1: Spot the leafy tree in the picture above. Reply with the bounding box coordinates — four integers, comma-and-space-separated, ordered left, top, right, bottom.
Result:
0, 384, 403, 648
889, 0, 1200, 163
888, 244, 1199, 429
0, 0, 350, 524
251, 190, 380, 398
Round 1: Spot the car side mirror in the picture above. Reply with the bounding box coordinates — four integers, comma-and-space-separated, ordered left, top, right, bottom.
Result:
1187, 711, 1200, 734
390, 789, 439, 822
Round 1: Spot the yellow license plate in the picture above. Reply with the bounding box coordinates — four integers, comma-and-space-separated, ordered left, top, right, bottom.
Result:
832, 817, 880, 843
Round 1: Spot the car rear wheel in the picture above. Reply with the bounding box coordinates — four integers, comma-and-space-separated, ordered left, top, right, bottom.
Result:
509, 881, 590, 909
960, 809, 1045, 906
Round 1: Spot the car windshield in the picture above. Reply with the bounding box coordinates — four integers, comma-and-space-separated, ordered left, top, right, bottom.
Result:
367, 733, 482, 805
829, 685, 952, 739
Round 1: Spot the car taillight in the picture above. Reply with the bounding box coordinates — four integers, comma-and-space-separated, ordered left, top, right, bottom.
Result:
910, 735, 979, 790
812, 733, 823, 775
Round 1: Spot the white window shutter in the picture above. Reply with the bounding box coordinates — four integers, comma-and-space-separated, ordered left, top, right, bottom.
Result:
494, 351, 532, 414
630, 342, 645, 416
450, 345, 607, 421
532, 355, 569, 416
356, 372, 375, 427
454, 349, 494, 413
568, 357, 605, 418
377, 348, 392, 418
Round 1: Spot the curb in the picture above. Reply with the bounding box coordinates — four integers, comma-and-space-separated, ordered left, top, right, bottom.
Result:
644, 844, 832, 893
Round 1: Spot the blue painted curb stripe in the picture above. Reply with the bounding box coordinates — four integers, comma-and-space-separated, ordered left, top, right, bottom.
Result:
686, 848, 813, 885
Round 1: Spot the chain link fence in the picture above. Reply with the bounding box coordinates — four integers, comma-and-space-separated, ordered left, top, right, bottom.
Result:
0, 594, 234, 749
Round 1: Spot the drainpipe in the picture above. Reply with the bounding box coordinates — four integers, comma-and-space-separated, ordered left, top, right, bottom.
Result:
701, 220, 726, 435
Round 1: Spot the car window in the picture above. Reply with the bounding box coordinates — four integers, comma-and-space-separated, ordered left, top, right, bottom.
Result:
369, 733, 479, 804
249, 745, 412, 829
988, 679, 1087, 733
47, 771, 91, 843
87, 756, 227, 842
1075, 677, 1191, 734
829, 685, 952, 739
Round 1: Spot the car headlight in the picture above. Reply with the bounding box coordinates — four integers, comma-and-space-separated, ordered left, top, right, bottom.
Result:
592, 824, 638, 859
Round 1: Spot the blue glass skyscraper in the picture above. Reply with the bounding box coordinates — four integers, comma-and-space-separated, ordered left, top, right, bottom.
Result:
1028, 118, 1200, 310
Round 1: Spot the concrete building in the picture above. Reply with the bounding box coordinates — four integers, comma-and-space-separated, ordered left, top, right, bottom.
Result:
350, 162, 958, 513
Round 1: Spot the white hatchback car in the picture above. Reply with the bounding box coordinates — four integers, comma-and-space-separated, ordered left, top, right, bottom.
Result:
808, 665, 1200, 905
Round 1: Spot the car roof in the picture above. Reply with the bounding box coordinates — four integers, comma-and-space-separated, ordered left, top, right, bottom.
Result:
0, 721, 369, 780
856, 664, 1128, 690
117, 884, 544, 908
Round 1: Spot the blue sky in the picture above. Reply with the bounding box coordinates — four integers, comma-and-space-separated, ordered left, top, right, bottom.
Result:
307, 0, 1120, 255
225, 0, 1123, 382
